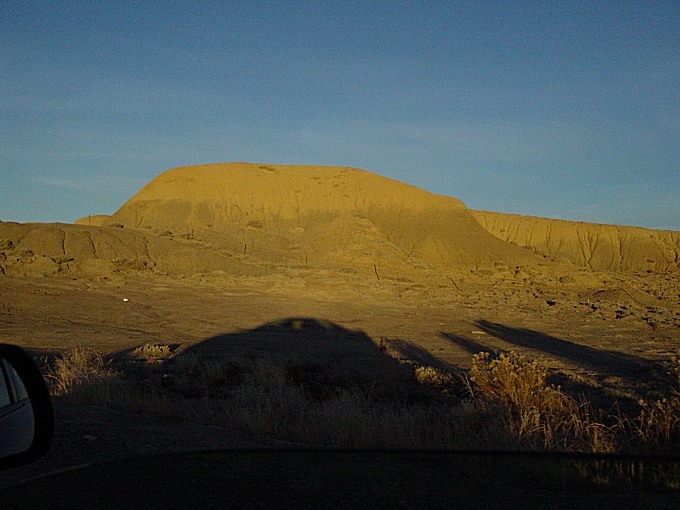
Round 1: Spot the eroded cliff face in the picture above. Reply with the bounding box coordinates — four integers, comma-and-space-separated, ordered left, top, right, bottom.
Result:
472, 211, 680, 273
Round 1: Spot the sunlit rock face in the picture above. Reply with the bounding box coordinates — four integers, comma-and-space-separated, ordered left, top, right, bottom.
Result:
111, 162, 543, 272
472, 211, 680, 273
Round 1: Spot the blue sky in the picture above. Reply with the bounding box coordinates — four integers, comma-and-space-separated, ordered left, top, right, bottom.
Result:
1, 1, 679, 230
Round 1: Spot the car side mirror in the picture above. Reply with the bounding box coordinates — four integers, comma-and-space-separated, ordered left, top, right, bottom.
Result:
0, 344, 54, 470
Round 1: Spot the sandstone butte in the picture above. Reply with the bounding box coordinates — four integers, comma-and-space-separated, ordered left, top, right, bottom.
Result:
0, 162, 678, 277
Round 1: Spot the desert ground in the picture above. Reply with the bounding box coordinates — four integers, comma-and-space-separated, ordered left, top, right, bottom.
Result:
1, 163, 679, 490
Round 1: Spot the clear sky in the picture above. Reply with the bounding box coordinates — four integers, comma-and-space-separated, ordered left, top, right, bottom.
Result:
1, 1, 679, 230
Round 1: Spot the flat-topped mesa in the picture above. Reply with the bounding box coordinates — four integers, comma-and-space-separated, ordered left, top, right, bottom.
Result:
111, 163, 544, 270
113, 163, 466, 226
472, 211, 680, 273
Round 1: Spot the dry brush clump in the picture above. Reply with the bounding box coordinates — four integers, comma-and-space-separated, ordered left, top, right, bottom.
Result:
414, 365, 457, 388
43, 347, 133, 408
633, 398, 680, 446
43, 346, 208, 418
44, 347, 117, 397
468, 351, 618, 452
468, 350, 680, 454
132, 343, 176, 364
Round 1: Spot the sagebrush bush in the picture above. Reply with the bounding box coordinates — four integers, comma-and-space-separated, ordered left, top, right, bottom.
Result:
469, 351, 617, 452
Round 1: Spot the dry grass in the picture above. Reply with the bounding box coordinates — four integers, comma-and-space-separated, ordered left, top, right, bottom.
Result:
132, 343, 174, 363
672, 353, 680, 388
44, 347, 118, 397
208, 359, 498, 448
634, 398, 680, 444
42, 347, 680, 453
468, 351, 680, 453
626, 351, 680, 447
414, 365, 457, 388
469, 351, 617, 452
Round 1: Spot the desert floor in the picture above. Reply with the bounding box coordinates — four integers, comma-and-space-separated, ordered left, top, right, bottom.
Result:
1, 267, 679, 487
3, 268, 678, 386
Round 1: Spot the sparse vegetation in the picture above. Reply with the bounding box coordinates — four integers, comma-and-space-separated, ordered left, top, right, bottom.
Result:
132, 343, 174, 363
670, 353, 680, 390
634, 397, 680, 445
414, 365, 456, 387
469, 351, 617, 452
43, 347, 130, 408
627, 353, 680, 447
43, 347, 680, 454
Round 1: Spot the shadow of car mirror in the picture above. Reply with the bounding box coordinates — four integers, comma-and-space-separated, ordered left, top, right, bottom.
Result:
0, 344, 54, 470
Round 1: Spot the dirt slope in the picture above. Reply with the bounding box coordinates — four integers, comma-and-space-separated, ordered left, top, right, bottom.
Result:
111, 163, 547, 273
472, 211, 680, 273
0, 222, 267, 277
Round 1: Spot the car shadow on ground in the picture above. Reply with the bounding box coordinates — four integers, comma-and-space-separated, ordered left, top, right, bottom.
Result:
383, 338, 454, 373
172, 317, 414, 384
473, 320, 658, 383
441, 320, 672, 396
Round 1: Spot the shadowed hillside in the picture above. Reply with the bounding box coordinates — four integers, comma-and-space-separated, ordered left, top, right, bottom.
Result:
472, 211, 680, 273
